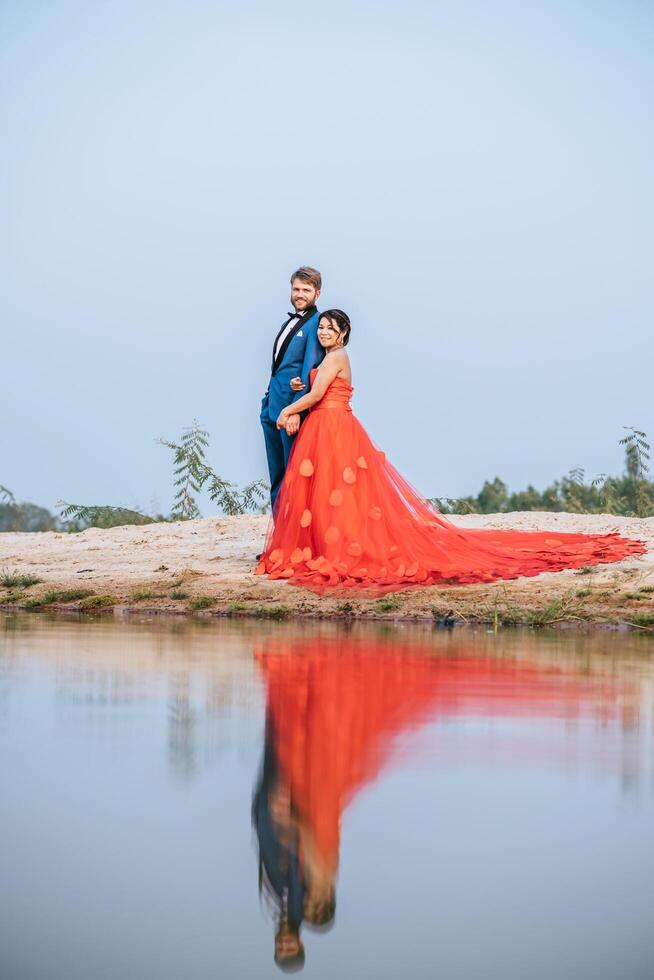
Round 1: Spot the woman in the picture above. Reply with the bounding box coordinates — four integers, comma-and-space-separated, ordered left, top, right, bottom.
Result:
256, 311, 646, 592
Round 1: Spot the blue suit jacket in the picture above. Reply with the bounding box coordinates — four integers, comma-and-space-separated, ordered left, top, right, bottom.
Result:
262, 308, 324, 422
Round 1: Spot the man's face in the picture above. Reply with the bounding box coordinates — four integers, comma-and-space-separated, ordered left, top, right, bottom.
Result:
290, 277, 320, 312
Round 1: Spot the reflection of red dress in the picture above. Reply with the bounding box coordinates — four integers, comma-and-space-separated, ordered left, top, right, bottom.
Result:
256, 370, 646, 592
258, 635, 624, 865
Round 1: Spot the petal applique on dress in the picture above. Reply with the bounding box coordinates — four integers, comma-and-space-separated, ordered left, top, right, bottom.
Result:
325, 525, 340, 545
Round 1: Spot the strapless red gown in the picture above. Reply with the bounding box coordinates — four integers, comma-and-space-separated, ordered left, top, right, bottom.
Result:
256, 370, 646, 592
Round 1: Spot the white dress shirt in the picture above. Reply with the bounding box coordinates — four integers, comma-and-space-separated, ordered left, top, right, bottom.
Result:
274, 310, 306, 362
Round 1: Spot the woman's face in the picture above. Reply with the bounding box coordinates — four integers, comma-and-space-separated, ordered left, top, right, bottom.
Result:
317, 316, 344, 351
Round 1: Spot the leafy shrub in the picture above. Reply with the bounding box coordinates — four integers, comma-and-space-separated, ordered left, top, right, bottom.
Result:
79, 595, 116, 609
188, 595, 216, 610
0, 570, 43, 588
24, 589, 95, 608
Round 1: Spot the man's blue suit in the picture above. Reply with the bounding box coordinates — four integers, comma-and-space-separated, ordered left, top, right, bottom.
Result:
261, 306, 324, 509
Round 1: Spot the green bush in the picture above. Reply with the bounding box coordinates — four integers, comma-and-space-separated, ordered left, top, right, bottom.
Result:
79, 595, 116, 609
25, 588, 95, 608
0, 570, 43, 588
375, 598, 401, 613
430, 429, 653, 517
128, 590, 166, 602
188, 595, 216, 610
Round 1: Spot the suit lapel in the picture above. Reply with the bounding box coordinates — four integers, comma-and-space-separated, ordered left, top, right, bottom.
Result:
272, 305, 317, 374
271, 316, 295, 372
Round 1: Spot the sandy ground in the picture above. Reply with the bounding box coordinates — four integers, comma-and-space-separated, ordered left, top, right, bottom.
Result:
1, 512, 653, 629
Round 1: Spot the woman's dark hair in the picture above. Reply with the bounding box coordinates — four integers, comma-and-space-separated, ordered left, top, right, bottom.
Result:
320, 309, 351, 347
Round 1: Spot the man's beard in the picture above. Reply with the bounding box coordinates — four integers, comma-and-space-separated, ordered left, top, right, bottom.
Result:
292, 296, 314, 312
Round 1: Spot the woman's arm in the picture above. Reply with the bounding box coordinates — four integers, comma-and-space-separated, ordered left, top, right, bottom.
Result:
293, 319, 324, 403
277, 353, 346, 427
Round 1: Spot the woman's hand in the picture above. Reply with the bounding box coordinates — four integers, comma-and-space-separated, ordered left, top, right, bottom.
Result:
289, 376, 305, 392
276, 409, 301, 434
284, 414, 301, 436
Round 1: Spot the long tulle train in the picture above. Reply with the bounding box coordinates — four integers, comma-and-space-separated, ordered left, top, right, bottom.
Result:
256, 377, 646, 594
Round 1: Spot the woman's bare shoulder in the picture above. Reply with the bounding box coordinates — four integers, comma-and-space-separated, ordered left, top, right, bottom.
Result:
319, 349, 348, 370
326, 348, 350, 366
331, 348, 351, 379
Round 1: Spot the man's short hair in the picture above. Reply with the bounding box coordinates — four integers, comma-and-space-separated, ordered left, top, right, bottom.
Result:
290, 266, 322, 291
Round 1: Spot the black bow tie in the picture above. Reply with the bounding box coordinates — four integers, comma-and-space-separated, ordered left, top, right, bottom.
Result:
287, 311, 301, 320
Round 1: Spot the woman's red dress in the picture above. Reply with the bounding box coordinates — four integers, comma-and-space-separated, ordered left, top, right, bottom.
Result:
256, 370, 646, 592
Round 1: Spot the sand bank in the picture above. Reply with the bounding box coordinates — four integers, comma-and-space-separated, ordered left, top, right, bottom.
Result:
1, 512, 652, 628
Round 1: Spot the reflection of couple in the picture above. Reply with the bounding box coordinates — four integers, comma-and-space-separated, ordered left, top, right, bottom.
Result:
251, 638, 443, 971
251, 633, 627, 970
258, 266, 645, 593
252, 722, 336, 971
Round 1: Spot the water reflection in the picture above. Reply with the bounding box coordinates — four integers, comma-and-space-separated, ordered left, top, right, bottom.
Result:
1, 614, 654, 980
251, 631, 651, 969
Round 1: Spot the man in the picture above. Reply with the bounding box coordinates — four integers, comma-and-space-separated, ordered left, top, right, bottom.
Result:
260, 266, 324, 510
252, 727, 307, 970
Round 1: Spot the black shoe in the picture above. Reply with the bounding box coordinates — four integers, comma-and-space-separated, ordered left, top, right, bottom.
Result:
256, 553, 263, 561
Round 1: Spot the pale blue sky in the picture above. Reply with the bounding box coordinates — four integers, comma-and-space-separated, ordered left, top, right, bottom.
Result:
2, 0, 652, 515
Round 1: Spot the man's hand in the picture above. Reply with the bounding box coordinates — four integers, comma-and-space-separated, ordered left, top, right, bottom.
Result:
284, 414, 301, 436
289, 376, 305, 392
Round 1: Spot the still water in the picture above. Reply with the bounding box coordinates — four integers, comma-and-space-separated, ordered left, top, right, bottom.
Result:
1, 613, 653, 980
